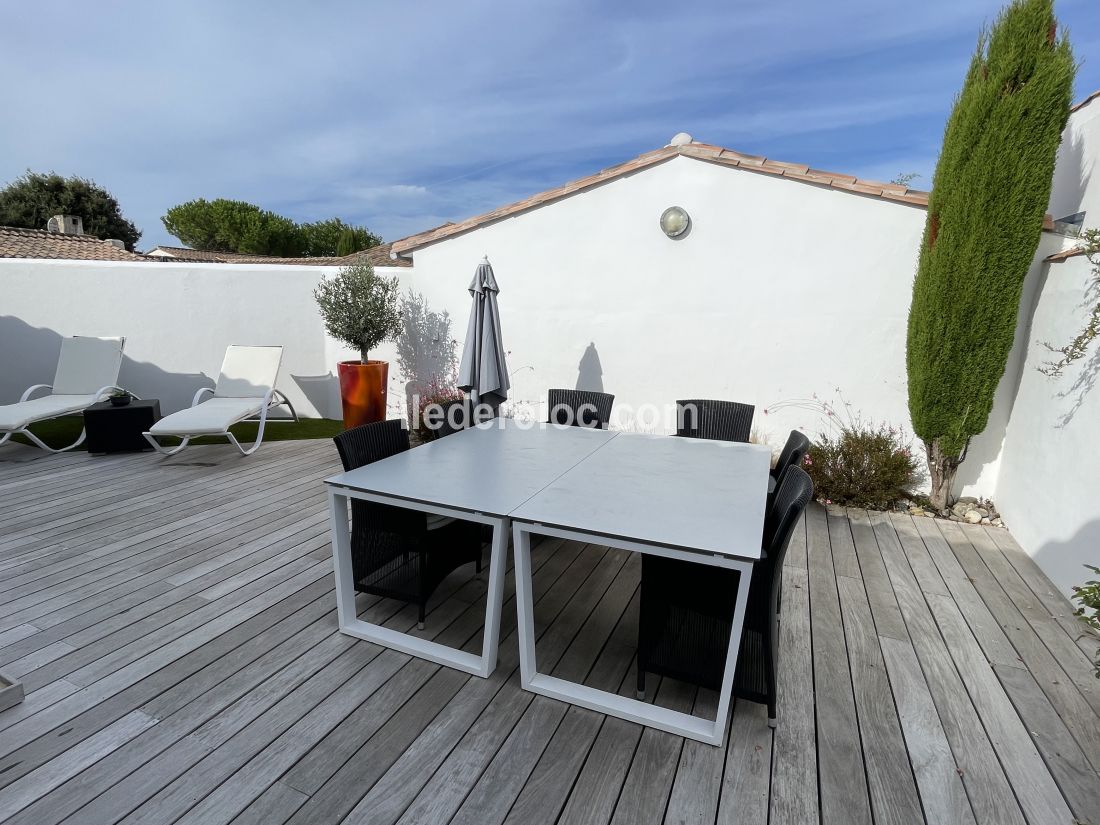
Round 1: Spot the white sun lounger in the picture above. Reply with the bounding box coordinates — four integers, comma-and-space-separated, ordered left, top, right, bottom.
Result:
0, 336, 129, 453
143, 345, 297, 456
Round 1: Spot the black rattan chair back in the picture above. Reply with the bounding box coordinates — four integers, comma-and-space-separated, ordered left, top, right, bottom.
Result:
334, 418, 409, 470
333, 419, 417, 537
754, 464, 814, 639
431, 399, 468, 439
547, 389, 615, 429
675, 399, 754, 442
771, 430, 811, 481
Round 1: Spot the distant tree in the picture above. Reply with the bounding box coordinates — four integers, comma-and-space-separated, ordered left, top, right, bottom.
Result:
162, 200, 379, 258
0, 171, 141, 250
906, 0, 1074, 510
161, 199, 305, 257
301, 218, 380, 257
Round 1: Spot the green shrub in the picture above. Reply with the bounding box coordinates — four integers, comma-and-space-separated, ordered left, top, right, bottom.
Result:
1072, 565, 1100, 678
805, 423, 920, 509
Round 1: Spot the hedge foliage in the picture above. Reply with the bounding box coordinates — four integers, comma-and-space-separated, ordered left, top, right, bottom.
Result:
906, 0, 1074, 458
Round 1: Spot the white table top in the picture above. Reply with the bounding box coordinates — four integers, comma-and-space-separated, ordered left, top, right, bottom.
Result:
510, 432, 772, 559
324, 419, 618, 517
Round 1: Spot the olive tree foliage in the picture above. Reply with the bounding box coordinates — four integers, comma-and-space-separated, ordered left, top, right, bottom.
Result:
0, 171, 141, 250
906, 0, 1074, 510
313, 262, 402, 363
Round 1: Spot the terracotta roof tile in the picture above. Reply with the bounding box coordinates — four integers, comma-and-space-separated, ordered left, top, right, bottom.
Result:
1071, 89, 1100, 113
333, 242, 413, 268
143, 243, 411, 268
390, 140, 936, 256
0, 226, 148, 261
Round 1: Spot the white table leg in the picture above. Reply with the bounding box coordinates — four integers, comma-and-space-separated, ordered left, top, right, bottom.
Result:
511, 520, 753, 747
328, 488, 357, 630
327, 486, 506, 678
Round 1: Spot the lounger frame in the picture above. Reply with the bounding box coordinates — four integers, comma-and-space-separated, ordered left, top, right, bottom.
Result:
142, 386, 298, 456
0, 383, 130, 453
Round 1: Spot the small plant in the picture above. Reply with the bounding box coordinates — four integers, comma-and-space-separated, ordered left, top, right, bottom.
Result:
414, 373, 464, 440
1072, 565, 1100, 677
764, 391, 921, 509
804, 423, 920, 509
313, 262, 402, 363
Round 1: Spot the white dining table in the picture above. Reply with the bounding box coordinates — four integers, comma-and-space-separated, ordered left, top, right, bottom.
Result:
324, 420, 615, 677
509, 431, 771, 745
324, 419, 770, 745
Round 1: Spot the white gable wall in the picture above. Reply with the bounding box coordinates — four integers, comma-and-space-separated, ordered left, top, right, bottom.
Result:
382, 154, 927, 446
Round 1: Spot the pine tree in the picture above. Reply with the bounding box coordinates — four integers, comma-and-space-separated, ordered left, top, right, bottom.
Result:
906, 0, 1075, 509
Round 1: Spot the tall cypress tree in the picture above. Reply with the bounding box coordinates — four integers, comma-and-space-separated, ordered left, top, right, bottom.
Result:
907, 0, 1074, 509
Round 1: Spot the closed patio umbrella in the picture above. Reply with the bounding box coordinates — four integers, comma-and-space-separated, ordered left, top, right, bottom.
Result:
458, 257, 510, 408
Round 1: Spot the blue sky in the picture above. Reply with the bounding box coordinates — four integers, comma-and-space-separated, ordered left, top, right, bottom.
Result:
1, 0, 1096, 249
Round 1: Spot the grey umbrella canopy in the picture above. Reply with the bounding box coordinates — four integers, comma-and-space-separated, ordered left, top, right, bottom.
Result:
458, 257, 510, 406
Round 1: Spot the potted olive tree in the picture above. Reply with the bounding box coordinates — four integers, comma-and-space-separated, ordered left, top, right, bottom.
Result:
314, 261, 402, 428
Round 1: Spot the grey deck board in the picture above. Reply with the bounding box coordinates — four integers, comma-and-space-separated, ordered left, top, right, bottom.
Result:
806, 504, 872, 825
0, 441, 1092, 825
876, 522, 1030, 825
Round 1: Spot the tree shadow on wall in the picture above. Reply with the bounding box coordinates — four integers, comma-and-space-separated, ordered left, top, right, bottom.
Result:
1053, 267, 1100, 428
0, 315, 212, 415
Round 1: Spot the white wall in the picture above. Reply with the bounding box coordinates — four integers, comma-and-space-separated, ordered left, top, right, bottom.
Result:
386, 155, 927, 446
1049, 98, 1100, 223
0, 258, 397, 419
994, 251, 1098, 594
992, 98, 1100, 595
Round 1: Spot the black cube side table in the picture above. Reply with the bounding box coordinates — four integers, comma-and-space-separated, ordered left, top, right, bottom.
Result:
83, 399, 161, 454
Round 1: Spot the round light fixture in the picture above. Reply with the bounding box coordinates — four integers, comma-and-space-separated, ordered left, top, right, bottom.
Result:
660, 206, 691, 238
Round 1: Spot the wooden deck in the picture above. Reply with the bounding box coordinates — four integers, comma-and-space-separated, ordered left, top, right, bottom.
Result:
0, 438, 1098, 825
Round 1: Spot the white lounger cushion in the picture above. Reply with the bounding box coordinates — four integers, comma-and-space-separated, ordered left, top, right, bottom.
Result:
149, 397, 265, 436
0, 395, 100, 431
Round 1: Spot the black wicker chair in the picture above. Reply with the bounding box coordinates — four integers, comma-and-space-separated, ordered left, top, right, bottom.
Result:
637, 466, 813, 726
769, 430, 811, 491
423, 397, 498, 439
676, 399, 754, 442
430, 398, 469, 439
547, 389, 615, 429
333, 420, 482, 629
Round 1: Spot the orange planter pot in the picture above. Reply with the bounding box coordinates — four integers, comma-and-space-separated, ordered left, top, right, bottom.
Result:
337, 360, 389, 429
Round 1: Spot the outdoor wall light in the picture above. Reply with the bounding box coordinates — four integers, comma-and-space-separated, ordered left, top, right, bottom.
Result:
660, 206, 691, 239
